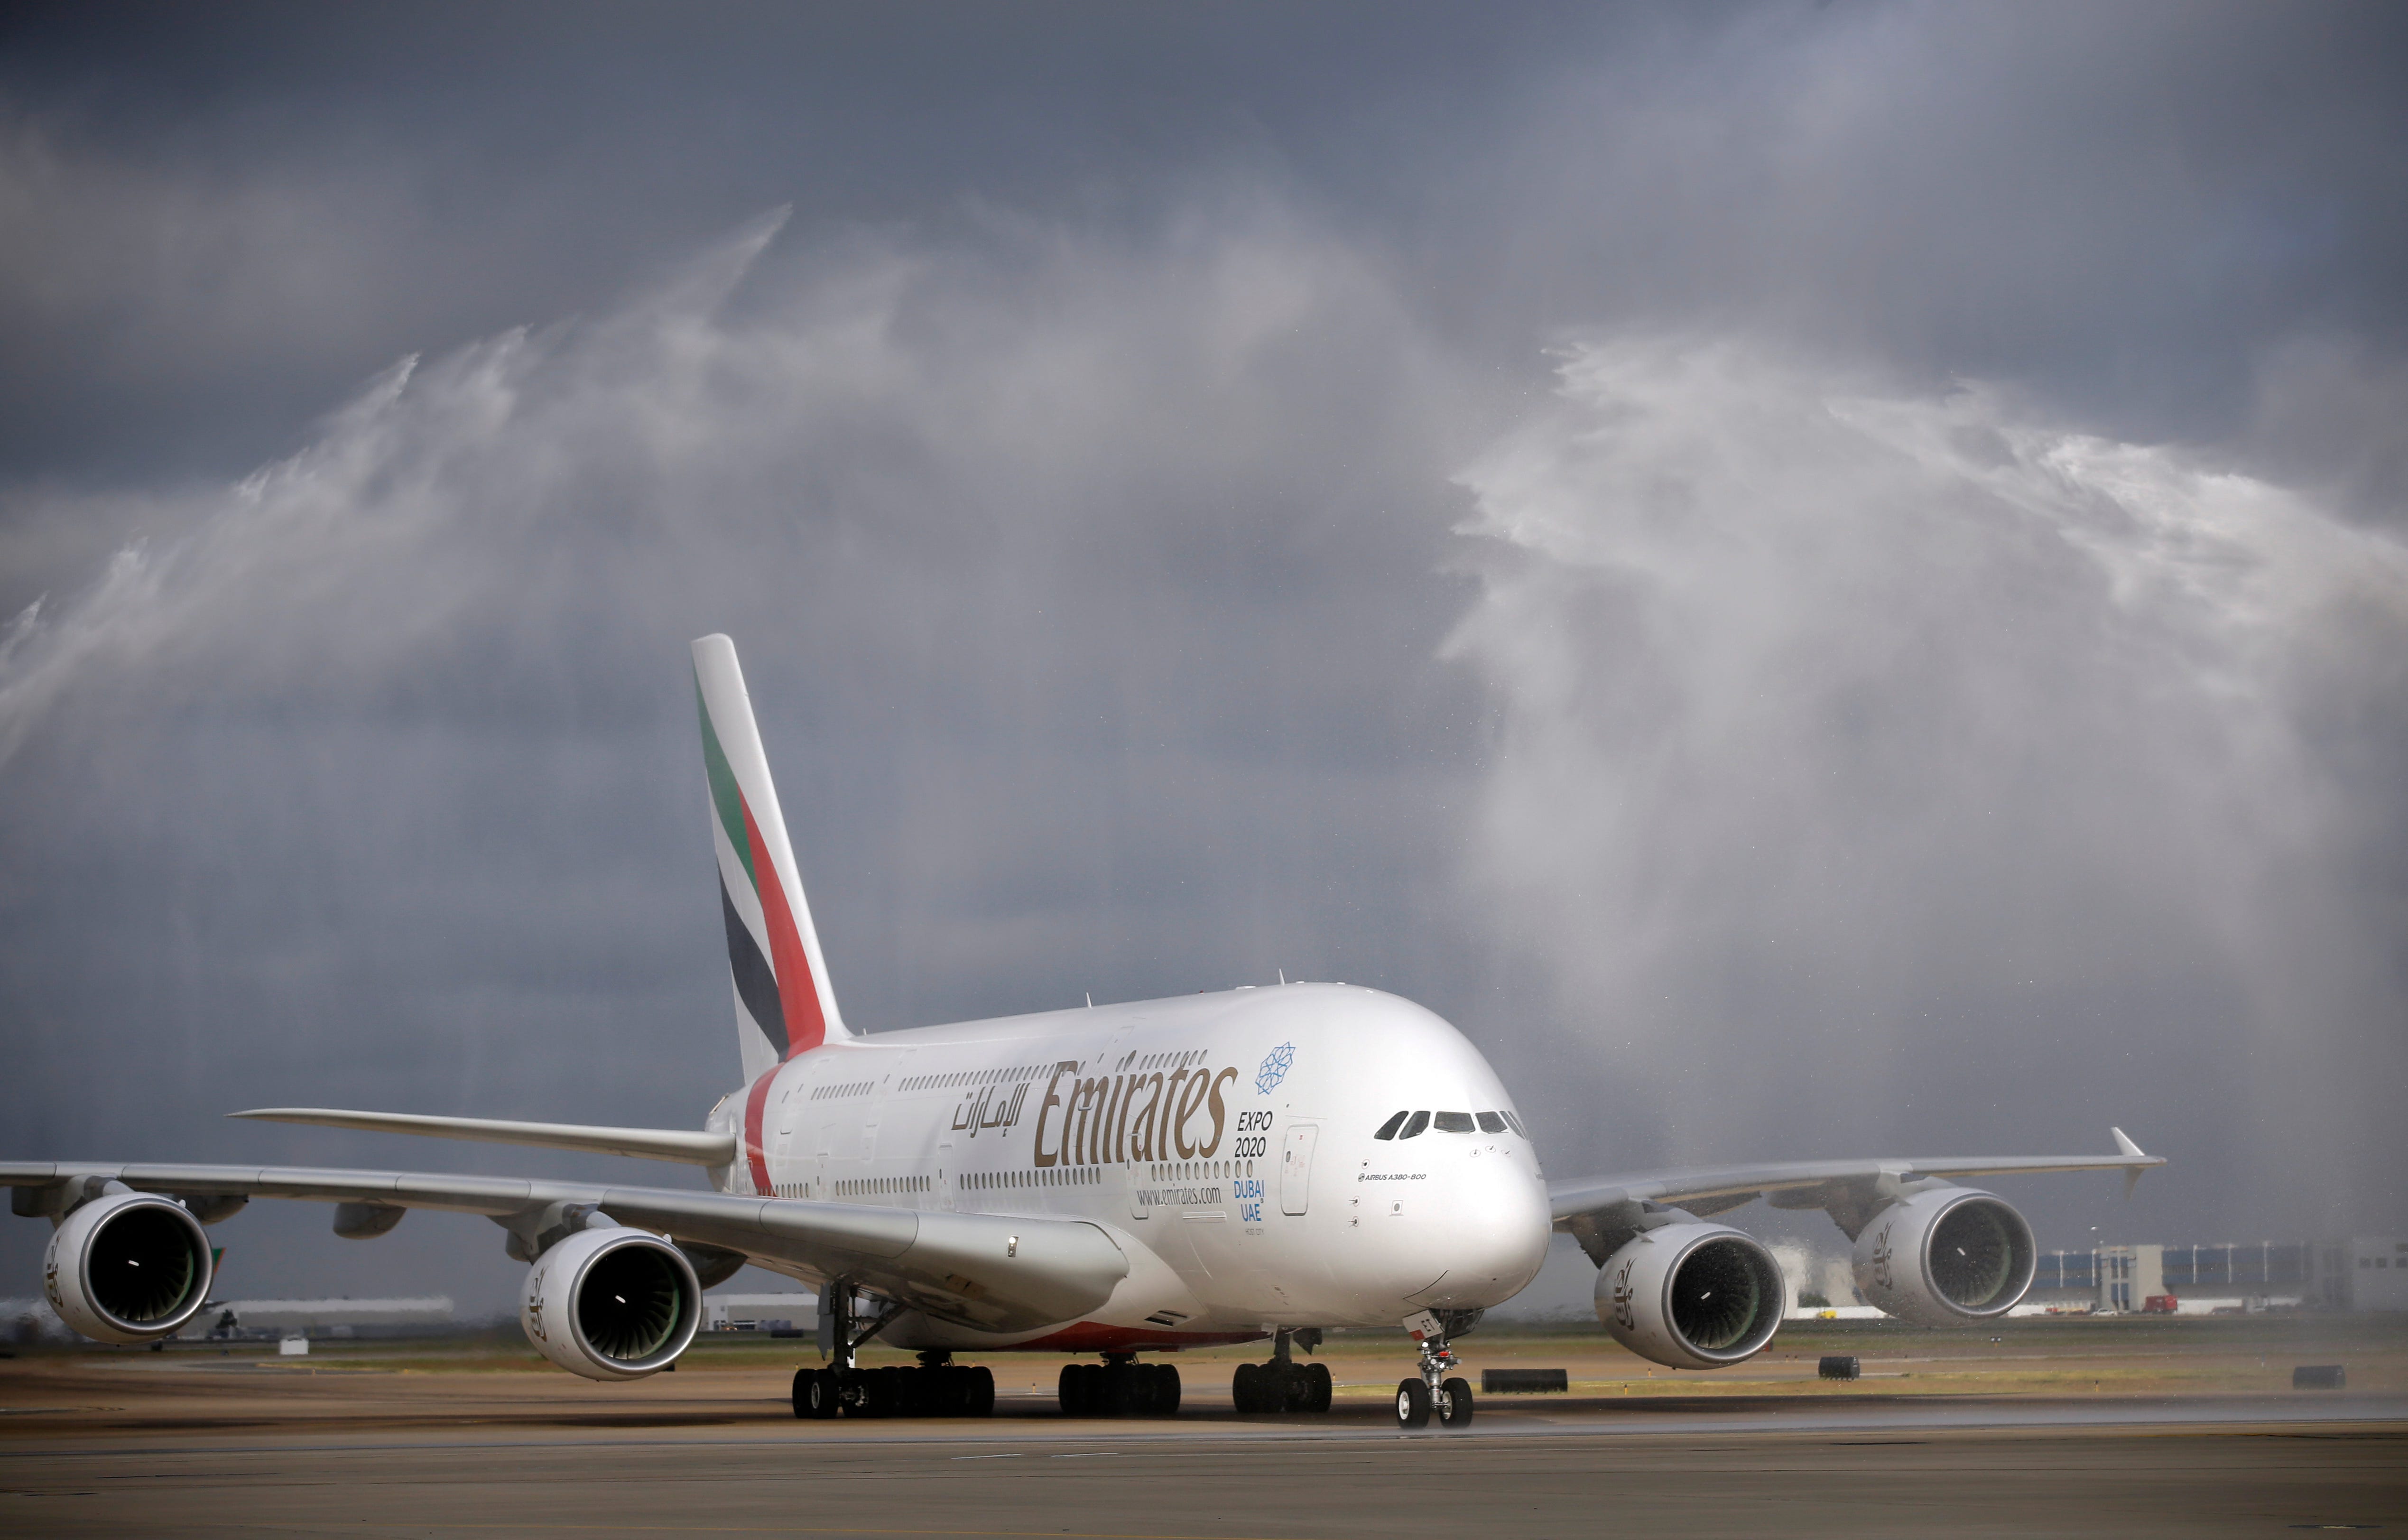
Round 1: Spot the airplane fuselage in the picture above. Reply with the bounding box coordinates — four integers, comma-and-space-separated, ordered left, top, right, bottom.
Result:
704, 983, 1552, 1352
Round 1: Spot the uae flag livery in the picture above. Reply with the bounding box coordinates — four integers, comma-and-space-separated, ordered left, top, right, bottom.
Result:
691, 635, 846, 1093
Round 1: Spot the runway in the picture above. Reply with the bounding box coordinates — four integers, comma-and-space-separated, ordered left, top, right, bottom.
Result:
4, 1350, 2404, 1538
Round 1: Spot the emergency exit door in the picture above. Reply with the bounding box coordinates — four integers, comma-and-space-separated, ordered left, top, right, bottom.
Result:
1280, 1123, 1318, 1216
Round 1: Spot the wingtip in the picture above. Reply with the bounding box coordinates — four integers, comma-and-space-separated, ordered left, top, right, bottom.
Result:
2111, 1126, 2145, 1158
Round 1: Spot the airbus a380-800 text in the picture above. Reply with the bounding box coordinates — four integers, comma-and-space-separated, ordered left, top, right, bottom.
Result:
7, 636, 2162, 1428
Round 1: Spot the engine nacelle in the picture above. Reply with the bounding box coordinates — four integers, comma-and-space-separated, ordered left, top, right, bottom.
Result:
1594, 1221, 1786, 1370
43, 1189, 215, 1344
1852, 1187, 2036, 1327
520, 1226, 701, 1381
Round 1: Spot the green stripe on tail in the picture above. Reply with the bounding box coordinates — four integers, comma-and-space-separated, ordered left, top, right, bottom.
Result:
695, 676, 756, 889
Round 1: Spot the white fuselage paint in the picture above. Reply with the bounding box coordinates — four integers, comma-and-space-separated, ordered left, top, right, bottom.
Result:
703, 983, 1551, 1353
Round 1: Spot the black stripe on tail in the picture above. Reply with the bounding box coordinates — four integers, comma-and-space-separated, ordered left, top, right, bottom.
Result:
719, 876, 788, 1058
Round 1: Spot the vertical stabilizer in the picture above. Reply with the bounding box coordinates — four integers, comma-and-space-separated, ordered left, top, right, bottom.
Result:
692, 635, 848, 1083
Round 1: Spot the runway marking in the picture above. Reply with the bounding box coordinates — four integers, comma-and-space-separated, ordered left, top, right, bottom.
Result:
240, 1526, 1333, 1538
8, 1404, 2400, 1464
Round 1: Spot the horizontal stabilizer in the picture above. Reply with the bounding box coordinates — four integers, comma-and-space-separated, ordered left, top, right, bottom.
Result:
230, 1109, 736, 1167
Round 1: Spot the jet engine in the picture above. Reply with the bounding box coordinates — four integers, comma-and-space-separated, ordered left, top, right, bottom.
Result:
1852, 1187, 2035, 1327
520, 1226, 702, 1381
1594, 1222, 1785, 1370
44, 1189, 215, 1344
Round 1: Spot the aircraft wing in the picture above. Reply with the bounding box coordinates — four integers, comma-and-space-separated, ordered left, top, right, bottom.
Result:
226, 1108, 736, 1166
0, 1161, 1127, 1335
1546, 1129, 2163, 1249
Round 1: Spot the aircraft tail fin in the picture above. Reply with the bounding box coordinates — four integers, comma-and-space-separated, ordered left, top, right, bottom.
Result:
691, 634, 848, 1082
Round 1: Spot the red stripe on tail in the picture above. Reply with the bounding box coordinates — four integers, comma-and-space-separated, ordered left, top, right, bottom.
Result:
742, 1068, 777, 1195
741, 798, 828, 1059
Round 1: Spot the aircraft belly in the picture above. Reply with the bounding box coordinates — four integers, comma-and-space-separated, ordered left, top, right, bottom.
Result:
885, 1218, 1225, 1351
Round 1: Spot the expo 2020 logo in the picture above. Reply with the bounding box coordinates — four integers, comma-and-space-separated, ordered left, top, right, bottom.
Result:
1255, 1042, 1296, 1095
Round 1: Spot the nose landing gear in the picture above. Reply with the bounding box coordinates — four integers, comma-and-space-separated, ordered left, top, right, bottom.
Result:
1394, 1310, 1474, 1430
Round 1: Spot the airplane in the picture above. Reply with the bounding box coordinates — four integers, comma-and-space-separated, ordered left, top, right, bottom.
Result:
5, 635, 2163, 1429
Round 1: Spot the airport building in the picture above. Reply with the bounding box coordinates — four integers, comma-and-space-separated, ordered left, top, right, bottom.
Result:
2312, 1238, 2408, 1312
176, 1297, 455, 1341
2030, 1238, 2407, 1312
702, 1292, 818, 1332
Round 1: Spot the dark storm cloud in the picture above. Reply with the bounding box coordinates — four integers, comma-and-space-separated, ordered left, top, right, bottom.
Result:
1, 2, 2402, 1308
0, 200, 1492, 1306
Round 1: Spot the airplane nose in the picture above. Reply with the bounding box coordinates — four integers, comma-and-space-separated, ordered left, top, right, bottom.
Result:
1415, 1157, 1551, 1310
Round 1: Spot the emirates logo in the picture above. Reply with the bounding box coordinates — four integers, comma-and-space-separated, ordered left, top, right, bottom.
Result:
1254, 1042, 1296, 1095
1610, 1258, 1638, 1330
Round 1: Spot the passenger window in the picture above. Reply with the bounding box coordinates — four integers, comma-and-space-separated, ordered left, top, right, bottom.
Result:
1476, 1112, 1507, 1133
1374, 1111, 1409, 1140
1398, 1111, 1431, 1139
1433, 1112, 1475, 1133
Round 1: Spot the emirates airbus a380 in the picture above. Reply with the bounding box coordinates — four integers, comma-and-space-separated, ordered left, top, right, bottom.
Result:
7, 637, 2162, 1429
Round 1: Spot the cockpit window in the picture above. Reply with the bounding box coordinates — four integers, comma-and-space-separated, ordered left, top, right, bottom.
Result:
1398, 1110, 1431, 1139
1433, 1112, 1476, 1133
1476, 1111, 1508, 1134
1373, 1111, 1409, 1141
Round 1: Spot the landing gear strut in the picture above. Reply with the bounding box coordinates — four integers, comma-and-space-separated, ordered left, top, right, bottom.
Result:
1231, 1327, 1333, 1414
791, 1283, 995, 1419
1394, 1311, 1473, 1430
1058, 1353, 1182, 1418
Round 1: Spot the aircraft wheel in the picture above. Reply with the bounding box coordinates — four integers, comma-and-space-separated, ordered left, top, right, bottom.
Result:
1306, 1362, 1333, 1413
1231, 1362, 1262, 1413
794, 1367, 840, 1420
1150, 1363, 1181, 1417
1057, 1362, 1084, 1418
966, 1365, 996, 1417
1436, 1377, 1473, 1429
1394, 1377, 1431, 1430
892, 1366, 929, 1418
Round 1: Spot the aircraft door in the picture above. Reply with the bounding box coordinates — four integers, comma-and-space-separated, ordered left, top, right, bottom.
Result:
937, 1139, 955, 1212
1280, 1123, 1319, 1216
772, 1080, 801, 1193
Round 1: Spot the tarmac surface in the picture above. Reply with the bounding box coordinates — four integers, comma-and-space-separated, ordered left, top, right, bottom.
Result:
4, 1328, 2404, 1538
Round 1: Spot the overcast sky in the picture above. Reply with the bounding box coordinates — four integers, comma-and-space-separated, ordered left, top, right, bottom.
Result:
3, 2, 2403, 1316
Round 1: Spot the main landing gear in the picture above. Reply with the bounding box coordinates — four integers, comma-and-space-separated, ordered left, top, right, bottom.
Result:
1058, 1354, 1181, 1418
1231, 1328, 1332, 1415
795, 1356, 996, 1419
1394, 1311, 1473, 1431
792, 1283, 997, 1420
